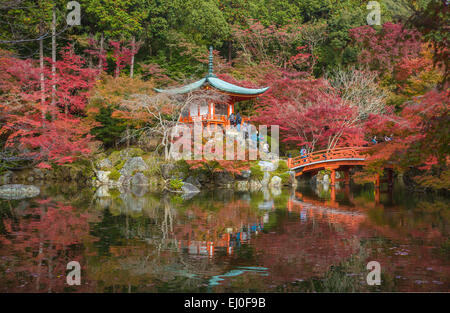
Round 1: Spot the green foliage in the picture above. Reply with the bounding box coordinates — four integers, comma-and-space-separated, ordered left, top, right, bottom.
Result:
82, 0, 148, 38
90, 106, 127, 148
108, 169, 121, 181
276, 160, 289, 172
108, 188, 121, 199
250, 164, 264, 180
169, 178, 184, 190
114, 159, 126, 171
279, 172, 290, 185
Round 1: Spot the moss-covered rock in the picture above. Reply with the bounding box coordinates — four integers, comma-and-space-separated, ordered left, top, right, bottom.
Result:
250, 164, 264, 181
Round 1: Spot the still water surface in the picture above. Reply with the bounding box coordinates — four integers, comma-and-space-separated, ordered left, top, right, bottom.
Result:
0, 182, 449, 292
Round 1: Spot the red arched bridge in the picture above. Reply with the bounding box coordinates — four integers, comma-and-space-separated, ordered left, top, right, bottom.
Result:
287, 147, 392, 187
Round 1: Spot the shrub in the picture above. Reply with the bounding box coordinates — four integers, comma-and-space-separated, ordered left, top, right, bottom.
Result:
250, 164, 264, 180
115, 159, 126, 170
108, 169, 121, 181
169, 178, 184, 190
279, 172, 290, 185
277, 160, 289, 172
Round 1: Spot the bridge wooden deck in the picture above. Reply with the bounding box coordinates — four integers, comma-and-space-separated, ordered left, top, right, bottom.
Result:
287, 147, 392, 188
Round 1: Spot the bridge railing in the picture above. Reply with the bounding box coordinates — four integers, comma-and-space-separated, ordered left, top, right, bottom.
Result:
288, 147, 369, 169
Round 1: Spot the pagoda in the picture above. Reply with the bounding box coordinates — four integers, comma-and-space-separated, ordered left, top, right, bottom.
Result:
155, 46, 269, 129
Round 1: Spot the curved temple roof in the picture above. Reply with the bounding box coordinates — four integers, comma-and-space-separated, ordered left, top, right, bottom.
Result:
154, 47, 269, 96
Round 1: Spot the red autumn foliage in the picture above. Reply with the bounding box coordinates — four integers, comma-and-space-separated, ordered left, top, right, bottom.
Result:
365, 89, 449, 172
0, 46, 99, 164
46, 45, 99, 114
254, 70, 365, 152
109, 40, 138, 77
350, 22, 422, 74
85, 37, 108, 71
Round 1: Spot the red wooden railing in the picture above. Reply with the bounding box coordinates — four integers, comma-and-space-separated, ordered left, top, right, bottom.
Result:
288, 147, 369, 169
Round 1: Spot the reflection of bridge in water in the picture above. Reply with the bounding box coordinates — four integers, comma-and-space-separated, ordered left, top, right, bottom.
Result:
176, 189, 381, 257
287, 192, 367, 232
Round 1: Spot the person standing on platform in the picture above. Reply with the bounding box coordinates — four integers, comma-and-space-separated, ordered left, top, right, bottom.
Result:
236, 112, 242, 131
228, 113, 235, 127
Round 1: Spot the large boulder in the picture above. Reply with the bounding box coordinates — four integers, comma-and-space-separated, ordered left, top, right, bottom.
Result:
287, 171, 297, 186
213, 171, 234, 186
249, 180, 262, 191
185, 176, 201, 188
118, 174, 132, 186
97, 158, 112, 169
258, 160, 277, 172
196, 172, 209, 185
160, 163, 175, 179
261, 172, 270, 186
269, 175, 282, 188
235, 180, 249, 191
235, 170, 251, 180
96, 170, 111, 184
181, 182, 200, 194
119, 157, 149, 176
0, 184, 40, 200
95, 185, 111, 198
131, 172, 149, 186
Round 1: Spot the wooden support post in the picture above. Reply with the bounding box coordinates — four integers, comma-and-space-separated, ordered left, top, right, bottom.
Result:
375, 173, 380, 189
330, 185, 336, 203
344, 170, 350, 185
375, 187, 380, 204
330, 168, 336, 186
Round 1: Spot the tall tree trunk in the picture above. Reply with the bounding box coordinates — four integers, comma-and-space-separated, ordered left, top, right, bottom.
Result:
51, 7, 56, 106
228, 40, 232, 62
39, 25, 45, 118
126, 125, 130, 148
99, 33, 104, 71
130, 36, 135, 78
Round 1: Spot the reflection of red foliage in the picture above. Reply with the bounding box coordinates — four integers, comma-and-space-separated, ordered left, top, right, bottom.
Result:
173, 200, 260, 243
0, 200, 93, 292
252, 213, 361, 283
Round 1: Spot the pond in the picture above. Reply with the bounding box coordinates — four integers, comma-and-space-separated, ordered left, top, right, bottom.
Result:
0, 182, 449, 292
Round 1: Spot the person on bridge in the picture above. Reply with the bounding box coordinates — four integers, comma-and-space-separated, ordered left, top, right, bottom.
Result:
300, 147, 307, 159
371, 136, 378, 144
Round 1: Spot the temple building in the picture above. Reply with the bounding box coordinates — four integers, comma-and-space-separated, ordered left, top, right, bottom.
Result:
155, 46, 269, 128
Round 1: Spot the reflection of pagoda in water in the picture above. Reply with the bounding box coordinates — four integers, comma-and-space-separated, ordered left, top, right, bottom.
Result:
177, 221, 265, 257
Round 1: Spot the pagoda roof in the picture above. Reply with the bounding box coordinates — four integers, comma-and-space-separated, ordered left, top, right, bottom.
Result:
154, 47, 269, 97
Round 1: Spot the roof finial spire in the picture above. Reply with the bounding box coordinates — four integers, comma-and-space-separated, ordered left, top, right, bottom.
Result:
208, 46, 214, 76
